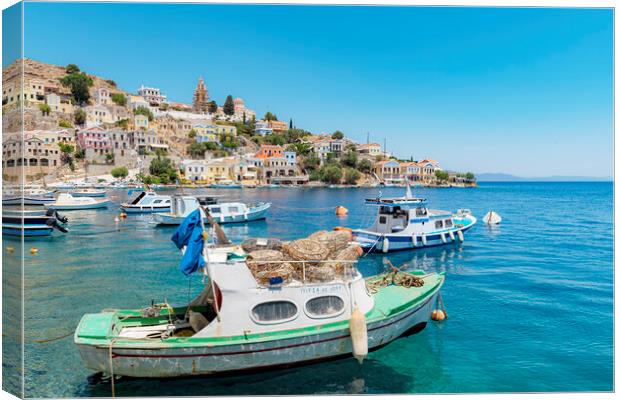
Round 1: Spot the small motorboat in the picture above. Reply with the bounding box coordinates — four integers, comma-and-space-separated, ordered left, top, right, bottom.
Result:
45, 193, 111, 210
483, 210, 502, 225
120, 191, 171, 213
2, 209, 68, 236
209, 180, 242, 189
74, 215, 446, 378
352, 184, 477, 252
2, 188, 57, 206
71, 188, 107, 198
152, 195, 270, 225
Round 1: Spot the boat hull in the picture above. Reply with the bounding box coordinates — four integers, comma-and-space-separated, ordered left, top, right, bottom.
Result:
153, 207, 269, 225
121, 205, 171, 213
2, 224, 54, 236
354, 215, 477, 252
72, 191, 107, 198
46, 200, 111, 210
76, 291, 438, 378
2, 196, 56, 206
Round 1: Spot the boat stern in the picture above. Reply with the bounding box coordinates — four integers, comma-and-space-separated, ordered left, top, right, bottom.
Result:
74, 312, 117, 373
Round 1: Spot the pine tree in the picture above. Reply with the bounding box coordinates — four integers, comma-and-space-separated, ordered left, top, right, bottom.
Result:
289, 118, 293, 129
223, 95, 235, 116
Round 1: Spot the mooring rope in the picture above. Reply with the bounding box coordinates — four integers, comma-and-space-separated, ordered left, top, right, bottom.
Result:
31, 330, 75, 343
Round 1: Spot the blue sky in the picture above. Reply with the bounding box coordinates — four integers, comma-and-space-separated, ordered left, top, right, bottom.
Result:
14, 3, 614, 177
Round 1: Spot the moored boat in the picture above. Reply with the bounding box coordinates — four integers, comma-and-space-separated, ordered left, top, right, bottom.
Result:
352, 185, 477, 252
72, 189, 107, 198
2, 209, 68, 236
152, 195, 270, 225
120, 191, 171, 213
45, 193, 111, 210
74, 215, 445, 378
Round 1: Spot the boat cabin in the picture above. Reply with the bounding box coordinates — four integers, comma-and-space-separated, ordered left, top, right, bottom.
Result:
130, 191, 171, 207
366, 197, 429, 234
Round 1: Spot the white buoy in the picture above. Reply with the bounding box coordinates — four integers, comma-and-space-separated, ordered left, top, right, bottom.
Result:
382, 237, 390, 253
412, 235, 418, 247
457, 230, 464, 242
440, 232, 447, 243
483, 210, 502, 225
349, 305, 368, 364
449, 231, 455, 242
421, 234, 427, 246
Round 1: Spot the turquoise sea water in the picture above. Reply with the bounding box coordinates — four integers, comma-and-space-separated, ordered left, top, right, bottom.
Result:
2, 182, 613, 397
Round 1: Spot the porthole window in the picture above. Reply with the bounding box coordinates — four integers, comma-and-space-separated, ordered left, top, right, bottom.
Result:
445, 220, 453, 228
305, 296, 345, 319
251, 301, 298, 324
435, 220, 443, 229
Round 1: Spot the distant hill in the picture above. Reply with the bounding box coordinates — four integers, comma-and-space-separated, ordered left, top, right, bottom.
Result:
476, 173, 612, 182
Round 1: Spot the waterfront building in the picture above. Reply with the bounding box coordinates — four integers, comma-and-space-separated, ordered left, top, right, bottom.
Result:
133, 129, 169, 155
192, 77, 209, 114
263, 157, 309, 185
45, 93, 74, 114
372, 159, 403, 183
399, 161, 421, 182
255, 144, 284, 159
284, 151, 297, 166
418, 159, 441, 183
254, 121, 273, 136
138, 85, 167, 105
2, 132, 61, 178
77, 127, 112, 163
183, 159, 209, 182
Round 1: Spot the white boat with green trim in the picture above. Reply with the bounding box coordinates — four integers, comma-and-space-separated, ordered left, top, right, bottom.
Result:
74, 247, 445, 378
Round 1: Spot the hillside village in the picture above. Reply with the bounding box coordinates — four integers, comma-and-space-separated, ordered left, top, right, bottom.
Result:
2, 59, 476, 187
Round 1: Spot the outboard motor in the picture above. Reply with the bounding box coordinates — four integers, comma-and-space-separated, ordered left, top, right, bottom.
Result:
46, 218, 69, 233
45, 208, 68, 224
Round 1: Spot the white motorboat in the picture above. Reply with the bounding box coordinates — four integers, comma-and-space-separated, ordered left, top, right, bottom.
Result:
45, 193, 111, 210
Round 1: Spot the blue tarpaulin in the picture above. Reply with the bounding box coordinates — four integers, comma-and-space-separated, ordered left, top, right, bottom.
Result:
171, 209, 205, 276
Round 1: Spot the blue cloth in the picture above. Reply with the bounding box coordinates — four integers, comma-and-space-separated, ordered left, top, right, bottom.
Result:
171, 209, 205, 276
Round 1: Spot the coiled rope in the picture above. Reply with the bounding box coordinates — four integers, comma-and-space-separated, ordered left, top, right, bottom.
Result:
366, 261, 425, 294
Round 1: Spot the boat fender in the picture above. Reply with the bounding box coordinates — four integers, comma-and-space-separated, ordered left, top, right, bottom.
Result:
431, 309, 446, 321
335, 206, 348, 216
114, 217, 120, 224
349, 305, 368, 364
440, 233, 447, 243
412, 235, 418, 247
189, 310, 209, 333
382, 237, 390, 253
449, 231, 455, 242
219, 215, 225, 223
421, 234, 427, 246
244, 212, 248, 221
457, 230, 464, 242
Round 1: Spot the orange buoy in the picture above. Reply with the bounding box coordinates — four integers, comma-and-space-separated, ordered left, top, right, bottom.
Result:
30, 247, 39, 255
335, 206, 348, 216
431, 309, 445, 321
119, 212, 127, 219
6, 246, 14, 254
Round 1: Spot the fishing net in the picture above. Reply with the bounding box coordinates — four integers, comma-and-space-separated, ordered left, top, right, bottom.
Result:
241, 238, 283, 253
308, 230, 352, 255
326, 244, 362, 275
282, 238, 329, 262
246, 250, 284, 269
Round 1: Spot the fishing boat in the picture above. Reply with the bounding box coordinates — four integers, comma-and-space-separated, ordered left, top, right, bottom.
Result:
72, 188, 107, 198
2, 187, 57, 206
120, 191, 171, 213
45, 193, 111, 210
352, 185, 477, 252
209, 179, 243, 189
2, 209, 68, 236
152, 195, 271, 225
74, 211, 446, 378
